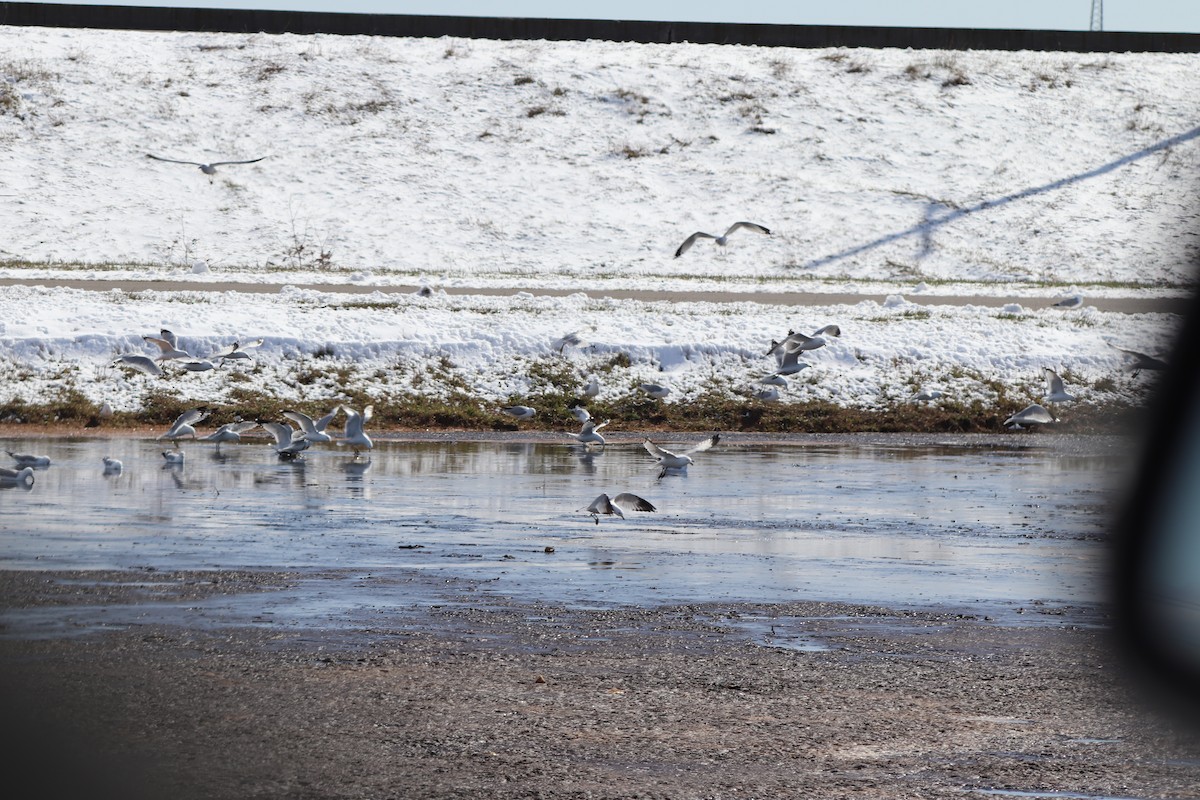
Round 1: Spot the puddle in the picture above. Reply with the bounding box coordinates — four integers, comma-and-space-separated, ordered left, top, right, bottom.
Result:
0, 435, 1121, 636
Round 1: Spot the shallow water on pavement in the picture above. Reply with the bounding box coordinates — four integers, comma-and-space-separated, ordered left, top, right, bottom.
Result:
0, 434, 1119, 633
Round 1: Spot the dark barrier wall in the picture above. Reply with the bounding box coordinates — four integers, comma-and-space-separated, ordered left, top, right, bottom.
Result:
4, 1, 1200, 52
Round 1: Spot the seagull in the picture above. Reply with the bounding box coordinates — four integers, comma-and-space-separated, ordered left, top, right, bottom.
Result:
569, 405, 592, 423
639, 383, 670, 400
211, 338, 264, 363
200, 420, 260, 447
0, 465, 35, 487
553, 331, 587, 353
1003, 403, 1056, 429
178, 358, 219, 372
767, 325, 842, 359
1042, 368, 1076, 405
337, 404, 374, 456
751, 387, 781, 402
1051, 294, 1084, 309
674, 221, 771, 257
258, 420, 312, 459
913, 388, 945, 403
146, 153, 267, 178
768, 345, 812, 379
7, 451, 51, 468
760, 374, 789, 388
502, 405, 536, 421
161, 449, 185, 465
584, 492, 656, 523
102, 457, 123, 475
143, 334, 191, 362
112, 354, 163, 377
580, 377, 601, 399
643, 434, 721, 478
157, 408, 210, 443
1108, 344, 1168, 375
570, 419, 610, 447
283, 409, 336, 444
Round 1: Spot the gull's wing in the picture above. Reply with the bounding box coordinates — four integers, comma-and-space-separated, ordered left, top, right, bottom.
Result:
143, 336, 176, 354
146, 154, 204, 166
683, 434, 721, 456
642, 438, 678, 461
239, 337, 265, 351
612, 493, 656, 513
593, 419, 610, 432
674, 231, 715, 258
113, 354, 163, 376
313, 408, 338, 432
159, 329, 179, 348
341, 406, 364, 437
1043, 368, 1066, 395
259, 421, 296, 447
362, 405, 374, 424
229, 421, 259, 434
210, 341, 239, 358
208, 157, 266, 167
282, 410, 319, 435
586, 494, 621, 518
174, 408, 208, 428
724, 221, 771, 237
812, 324, 841, 338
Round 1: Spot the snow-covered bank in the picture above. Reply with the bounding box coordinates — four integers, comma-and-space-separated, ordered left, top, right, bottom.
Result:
0, 27, 1194, 418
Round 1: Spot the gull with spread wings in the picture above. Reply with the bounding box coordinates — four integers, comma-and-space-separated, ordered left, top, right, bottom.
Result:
146, 153, 266, 178
583, 492, 656, 524
674, 221, 770, 258
642, 434, 721, 478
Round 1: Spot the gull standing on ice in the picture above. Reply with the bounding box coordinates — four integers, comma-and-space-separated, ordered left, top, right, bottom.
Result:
157, 408, 210, 443
643, 434, 721, 478
7, 451, 51, 468
674, 222, 771, 258
337, 404, 374, 456
0, 465, 35, 487
584, 492, 656, 523
502, 405, 536, 421
1004, 403, 1056, 429
569, 405, 591, 423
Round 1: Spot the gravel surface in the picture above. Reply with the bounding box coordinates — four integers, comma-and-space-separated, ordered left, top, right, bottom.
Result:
2, 568, 1199, 799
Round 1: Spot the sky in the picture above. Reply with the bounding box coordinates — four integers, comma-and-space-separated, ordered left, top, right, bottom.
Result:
25, 0, 1200, 34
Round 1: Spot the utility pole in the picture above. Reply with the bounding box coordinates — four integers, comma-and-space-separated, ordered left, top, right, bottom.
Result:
1090, 0, 1104, 31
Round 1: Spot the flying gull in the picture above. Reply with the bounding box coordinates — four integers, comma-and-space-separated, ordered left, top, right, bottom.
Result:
643, 434, 721, 478
146, 153, 267, 177
1003, 403, 1056, 429
584, 492, 656, 523
258, 420, 312, 460
570, 419, 610, 447
143, 334, 191, 362
157, 408, 210, 443
674, 221, 771, 257
112, 354, 164, 377
337, 404, 374, 456
1042, 368, 1076, 405
283, 409, 337, 444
